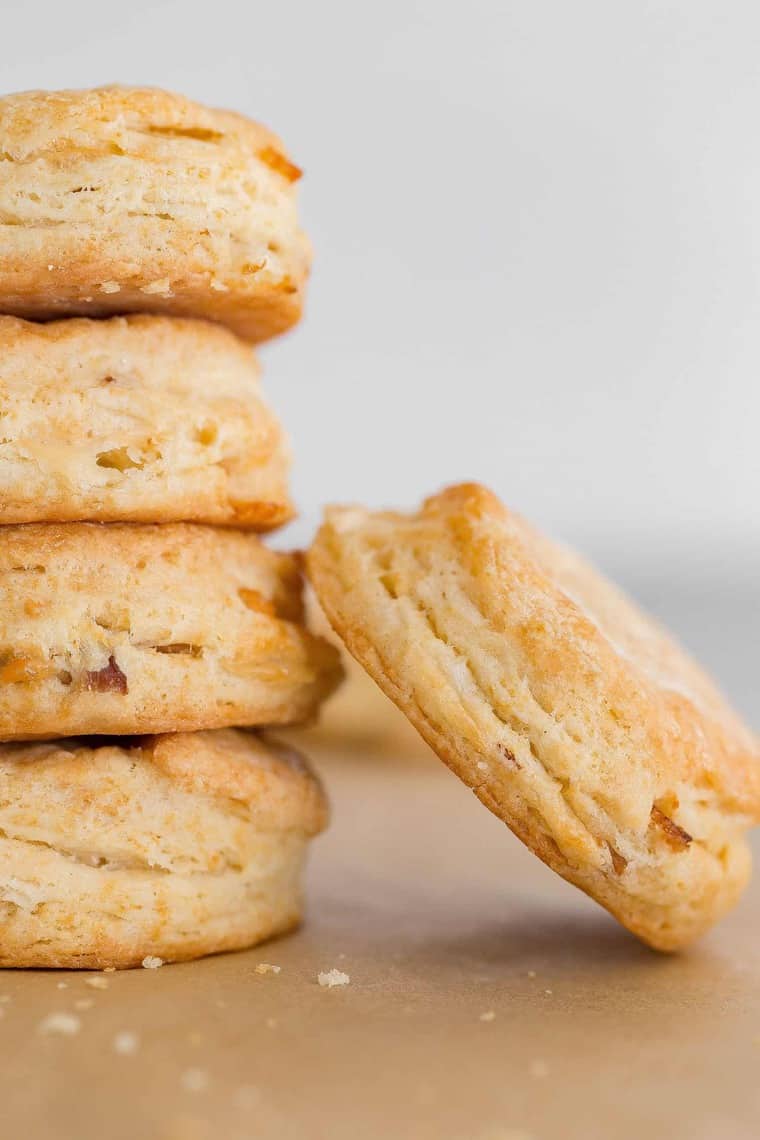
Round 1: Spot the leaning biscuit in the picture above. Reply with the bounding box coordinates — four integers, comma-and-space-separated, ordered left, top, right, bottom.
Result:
0, 86, 310, 342
0, 729, 327, 968
0, 315, 292, 527
308, 483, 760, 951
0, 523, 342, 740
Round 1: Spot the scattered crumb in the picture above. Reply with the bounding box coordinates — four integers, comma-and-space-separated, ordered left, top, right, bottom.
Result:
99, 281, 121, 294
86, 976, 109, 990
527, 971, 536, 979
103, 967, 116, 973
317, 969, 350, 988
141, 278, 173, 297
529, 1059, 548, 1078
74, 999, 94, 1011
181, 1068, 209, 1093
544, 989, 553, 996
113, 1031, 139, 1056
479, 1010, 496, 1023
254, 963, 281, 976
265, 1017, 278, 1029
476, 761, 489, 772
142, 956, 164, 970
210, 279, 229, 292
337, 953, 346, 960
38, 1012, 81, 1037
56, 982, 68, 990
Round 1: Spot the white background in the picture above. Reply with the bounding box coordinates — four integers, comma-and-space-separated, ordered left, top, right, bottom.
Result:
2, 1, 758, 720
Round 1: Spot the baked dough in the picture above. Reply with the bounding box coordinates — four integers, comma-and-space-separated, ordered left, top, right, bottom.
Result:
0, 86, 310, 342
0, 729, 327, 968
0, 523, 342, 739
308, 483, 760, 951
0, 315, 292, 527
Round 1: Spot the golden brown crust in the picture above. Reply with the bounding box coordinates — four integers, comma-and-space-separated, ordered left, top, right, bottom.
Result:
0, 314, 293, 527
0, 87, 310, 342
0, 522, 343, 739
308, 483, 760, 951
0, 729, 328, 968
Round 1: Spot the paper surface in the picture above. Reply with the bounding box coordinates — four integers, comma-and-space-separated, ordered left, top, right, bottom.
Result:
2, 676, 758, 1140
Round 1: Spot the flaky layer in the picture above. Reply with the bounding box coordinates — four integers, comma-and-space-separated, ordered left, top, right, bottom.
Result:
0, 523, 343, 740
308, 483, 760, 951
0, 729, 327, 967
0, 86, 311, 342
0, 315, 292, 527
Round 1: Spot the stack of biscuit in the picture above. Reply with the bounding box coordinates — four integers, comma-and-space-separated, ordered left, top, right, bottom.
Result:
0, 86, 342, 968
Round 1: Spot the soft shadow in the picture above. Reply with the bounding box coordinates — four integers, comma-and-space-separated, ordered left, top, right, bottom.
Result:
400, 907, 726, 983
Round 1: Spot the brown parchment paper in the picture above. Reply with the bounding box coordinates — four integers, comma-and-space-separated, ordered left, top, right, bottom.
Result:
1, 673, 758, 1140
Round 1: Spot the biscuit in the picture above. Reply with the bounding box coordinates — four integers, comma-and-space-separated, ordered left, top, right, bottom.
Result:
0, 86, 310, 342
0, 523, 342, 740
0, 315, 292, 527
308, 483, 760, 951
0, 729, 327, 968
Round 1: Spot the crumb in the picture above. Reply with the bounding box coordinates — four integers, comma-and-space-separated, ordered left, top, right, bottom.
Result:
544, 989, 553, 996
254, 963, 281, 975
141, 278, 173, 297
527, 971, 536, 979
142, 956, 164, 970
103, 967, 116, 973
74, 999, 93, 1011
265, 1017, 278, 1029
317, 969, 350, 988
477, 761, 489, 771
38, 1012, 81, 1037
529, 1059, 548, 1078
99, 281, 121, 294
56, 982, 68, 990
181, 1068, 209, 1093
86, 976, 109, 990
479, 1010, 496, 1022
113, 1031, 139, 1056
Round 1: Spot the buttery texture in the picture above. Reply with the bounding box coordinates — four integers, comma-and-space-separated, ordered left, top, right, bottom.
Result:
308, 483, 760, 950
0, 729, 327, 967
0, 86, 310, 342
0, 315, 292, 526
0, 523, 343, 739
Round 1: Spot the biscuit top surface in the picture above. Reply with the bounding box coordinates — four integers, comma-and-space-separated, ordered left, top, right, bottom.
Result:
0, 85, 285, 163
0, 729, 327, 836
